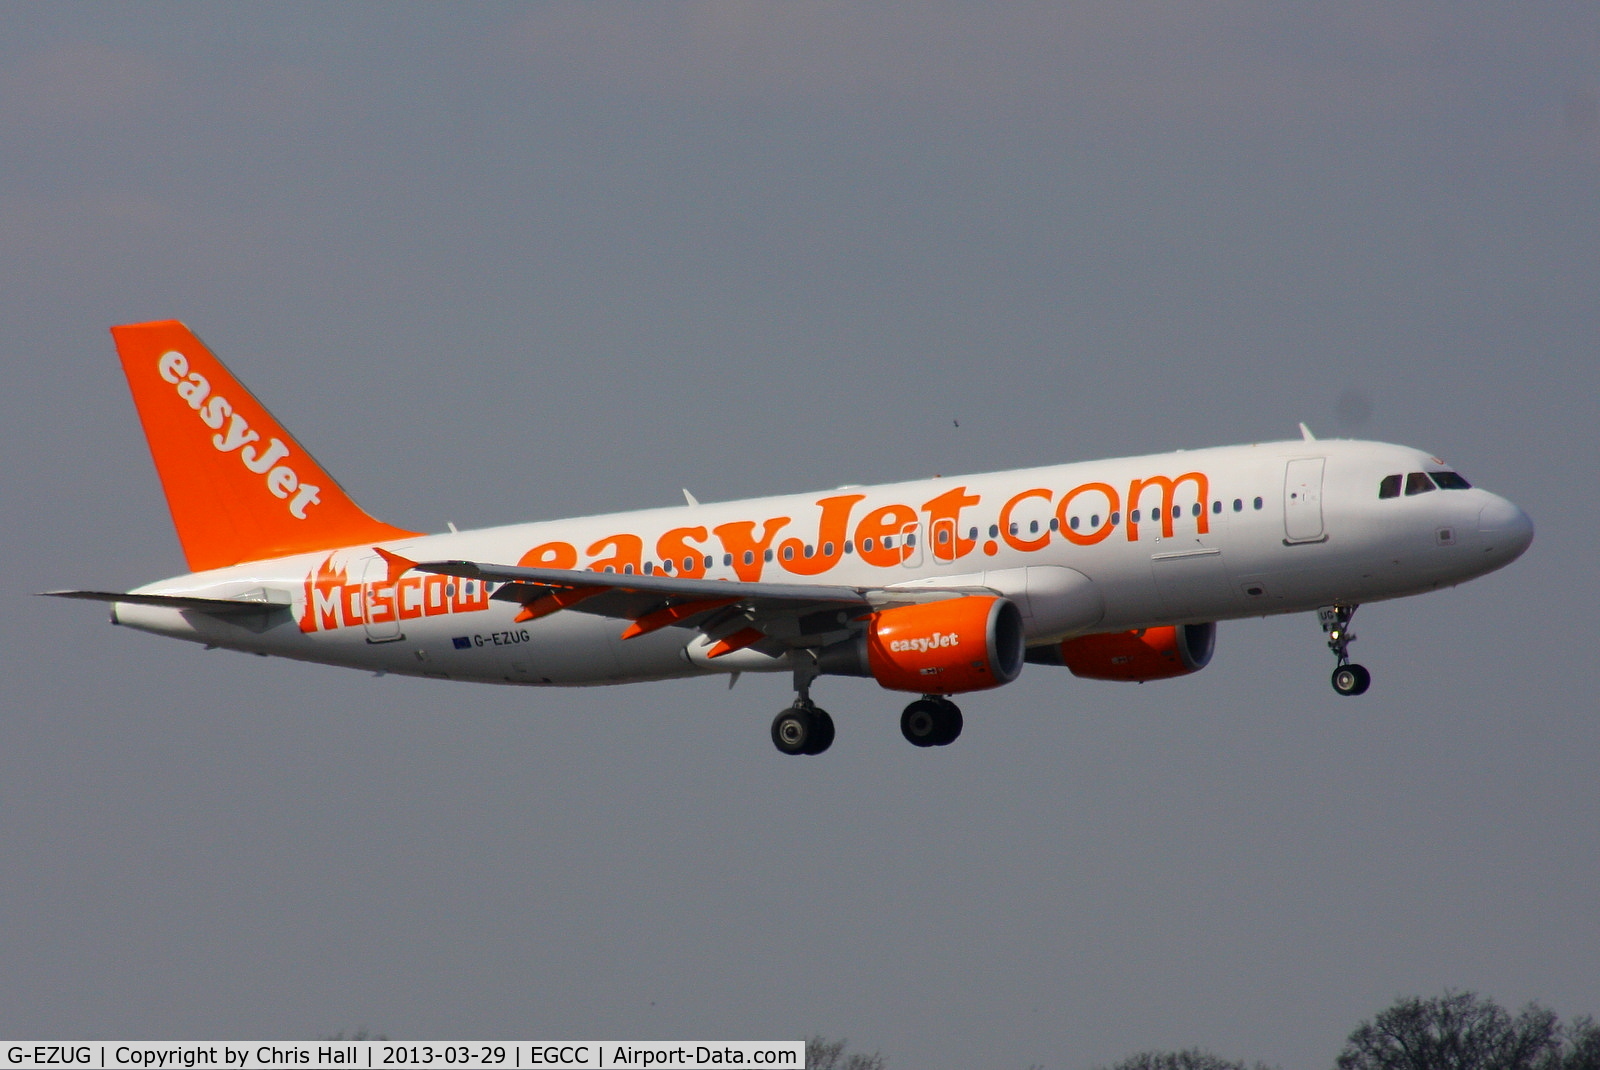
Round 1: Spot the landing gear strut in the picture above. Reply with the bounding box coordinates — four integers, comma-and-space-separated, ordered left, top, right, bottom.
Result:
1319, 604, 1371, 696
900, 696, 963, 747
770, 658, 835, 756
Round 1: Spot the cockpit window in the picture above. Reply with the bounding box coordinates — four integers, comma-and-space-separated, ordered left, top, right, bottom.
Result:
1378, 474, 1402, 499
1404, 472, 1436, 496
1431, 471, 1472, 490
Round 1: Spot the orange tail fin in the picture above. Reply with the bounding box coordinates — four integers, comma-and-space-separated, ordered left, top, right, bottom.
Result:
111, 320, 418, 572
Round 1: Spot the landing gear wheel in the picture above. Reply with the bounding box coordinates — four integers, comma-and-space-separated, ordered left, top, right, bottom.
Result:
771, 706, 818, 756
901, 697, 964, 747
930, 697, 963, 746
900, 699, 943, 747
803, 708, 835, 755
1331, 664, 1371, 696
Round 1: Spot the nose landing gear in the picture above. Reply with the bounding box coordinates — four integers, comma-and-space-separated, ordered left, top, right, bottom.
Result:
1319, 604, 1371, 696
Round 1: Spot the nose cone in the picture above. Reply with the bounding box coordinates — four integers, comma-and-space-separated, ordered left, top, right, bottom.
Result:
1478, 496, 1535, 563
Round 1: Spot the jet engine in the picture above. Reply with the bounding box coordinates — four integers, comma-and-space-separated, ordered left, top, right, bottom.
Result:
1027, 622, 1216, 682
818, 595, 1025, 694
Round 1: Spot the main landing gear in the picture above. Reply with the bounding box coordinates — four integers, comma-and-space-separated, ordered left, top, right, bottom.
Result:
1319, 604, 1371, 696
768, 661, 966, 754
900, 696, 963, 747
771, 659, 835, 756
770, 701, 835, 756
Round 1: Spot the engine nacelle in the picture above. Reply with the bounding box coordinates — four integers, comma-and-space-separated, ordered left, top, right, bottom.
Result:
1027, 622, 1216, 682
818, 596, 1025, 694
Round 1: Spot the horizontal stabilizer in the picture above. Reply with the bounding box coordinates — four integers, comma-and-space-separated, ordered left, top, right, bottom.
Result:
40, 590, 292, 616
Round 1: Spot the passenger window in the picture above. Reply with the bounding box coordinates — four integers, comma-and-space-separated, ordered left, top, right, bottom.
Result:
1378, 474, 1402, 499
1069, 516, 1080, 530
1253, 497, 1263, 510
1212, 501, 1222, 514
1131, 509, 1141, 523
1432, 471, 1473, 490
1233, 499, 1242, 512
1405, 472, 1436, 496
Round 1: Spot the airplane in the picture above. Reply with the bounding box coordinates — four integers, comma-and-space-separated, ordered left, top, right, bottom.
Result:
46, 320, 1535, 755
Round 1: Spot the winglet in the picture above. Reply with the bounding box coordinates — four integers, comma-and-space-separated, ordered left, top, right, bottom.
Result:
373, 547, 418, 585
111, 320, 418, 571
1299, 422, 1317, 441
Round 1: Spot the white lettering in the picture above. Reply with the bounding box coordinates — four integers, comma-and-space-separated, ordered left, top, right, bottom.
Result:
176, 371, 210, 408
158, 351, 188, 383
164, 356, 318, 520
289, 482, 321, 519
266, 465, 298, 498
211, 412, 259, 453
891, 632, 961, 653
199, 394, 232, 430
240, 437, 290, 474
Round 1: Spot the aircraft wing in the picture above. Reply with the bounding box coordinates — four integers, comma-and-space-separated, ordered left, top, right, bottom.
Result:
416, 558, 981, 656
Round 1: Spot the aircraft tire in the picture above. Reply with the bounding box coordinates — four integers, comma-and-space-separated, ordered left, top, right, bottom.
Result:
771, 706, 817, 755
803, 708, 835, 755
900, 699, 944, 747
931, 698, 963, 746
1331, 664, 1371, 696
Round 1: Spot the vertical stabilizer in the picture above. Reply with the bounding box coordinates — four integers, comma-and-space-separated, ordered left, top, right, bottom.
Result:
110, 320, 418, 572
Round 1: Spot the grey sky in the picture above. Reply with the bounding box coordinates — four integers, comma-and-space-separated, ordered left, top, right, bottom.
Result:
3, 5, 1597, 1067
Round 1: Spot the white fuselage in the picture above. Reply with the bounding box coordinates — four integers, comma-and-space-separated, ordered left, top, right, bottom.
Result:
112, 438, 1533, 686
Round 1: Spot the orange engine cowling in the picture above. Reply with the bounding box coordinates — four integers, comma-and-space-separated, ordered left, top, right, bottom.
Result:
819, 596, 1025, 694
1028, 622, 1216, 681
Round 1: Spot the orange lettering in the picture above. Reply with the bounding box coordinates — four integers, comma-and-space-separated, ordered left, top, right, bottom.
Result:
451, 576, 490, 613
519, 541, 578, 570
587, 533, 644, 575
779, 494, 865, 576
999, 488, 1052, 552
1126, 472, 1210, 540
396, 575, 424, 619
342, 584, 366, 626
712, 518, 791, 581
855, 504, 918, 567
423, 574, 451, 616
657, 526, 710, 579
1056, 482, 1120, 546
366, 582, 395, 622
922, 486, 980, 561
